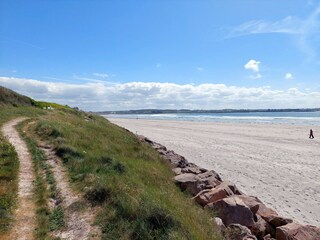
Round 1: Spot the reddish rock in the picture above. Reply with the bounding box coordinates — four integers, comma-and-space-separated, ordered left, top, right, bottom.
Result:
164, 150, 190, 168
174, 173, 221, 196
193, 181, 235, 206
197, 169, 222, 182
224, 224, 257, 240
237, 195, 265, 216
250, 215, 275, 240
263, 234, 275, 240
276, 222, 320, 240
180, 166, 203, 174
267, 216, 293, 228
206, 196, 255, 227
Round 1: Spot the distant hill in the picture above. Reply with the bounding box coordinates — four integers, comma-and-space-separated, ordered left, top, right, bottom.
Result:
0, 86, 34, 106
97, 107, 320, 115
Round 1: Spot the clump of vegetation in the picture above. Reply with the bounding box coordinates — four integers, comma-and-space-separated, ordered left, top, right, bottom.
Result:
48, 206, 65, 231
35, 121, 64, 138
85, 186, 111, 206
55, 145, 83, 163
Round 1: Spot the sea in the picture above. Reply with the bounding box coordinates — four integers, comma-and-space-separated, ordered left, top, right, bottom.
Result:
105, 111, 320, 126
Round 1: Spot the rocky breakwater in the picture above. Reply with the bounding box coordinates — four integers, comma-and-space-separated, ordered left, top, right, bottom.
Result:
137, 135, 320, 240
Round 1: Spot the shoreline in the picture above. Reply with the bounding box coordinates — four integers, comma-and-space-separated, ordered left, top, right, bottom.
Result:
108, 117, 320, 226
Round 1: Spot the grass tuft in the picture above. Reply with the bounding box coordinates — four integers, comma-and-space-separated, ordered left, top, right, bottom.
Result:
48, 206, 65, 231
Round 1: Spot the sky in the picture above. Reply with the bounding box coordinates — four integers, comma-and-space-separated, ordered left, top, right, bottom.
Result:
1, 0, 320, 111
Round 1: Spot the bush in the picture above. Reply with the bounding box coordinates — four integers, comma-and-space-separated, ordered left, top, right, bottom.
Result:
36, 121, 64, 139
55, 145, 83, 163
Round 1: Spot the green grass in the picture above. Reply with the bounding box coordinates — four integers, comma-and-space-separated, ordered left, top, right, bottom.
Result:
48, 206, 65, 231
30, 110, 222, 240
0, 86, 33, 107
0, 136, 19, 232
31, 101, 70, 110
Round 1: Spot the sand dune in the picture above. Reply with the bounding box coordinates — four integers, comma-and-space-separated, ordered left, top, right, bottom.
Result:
109, 118, 320, 226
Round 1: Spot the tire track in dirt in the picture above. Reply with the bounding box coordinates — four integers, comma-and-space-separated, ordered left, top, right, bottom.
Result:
1, 118, 36, 240
40, 145, 100, 240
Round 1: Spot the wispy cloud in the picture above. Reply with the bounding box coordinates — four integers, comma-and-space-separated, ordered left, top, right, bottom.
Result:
229, 16, 303, 37
1, 76, 319, 111
197, 67, 204, 71
93, 73, 109, 78
228, 5, 320, 61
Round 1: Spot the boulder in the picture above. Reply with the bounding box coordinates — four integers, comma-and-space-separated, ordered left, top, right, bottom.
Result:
193, 181, 236, 206
266, 216, 293, 228
180, 166, 203, 174
241, 198, 292, 228
172, 167, 182, 175
151, 142, 167, 151
206, 196, 255, 227
164, 150, 190, 168
250, 215, 275, 240
213, 217, 226, 231
174, 173, 221, 196
276, 222, 320, 240
262, 234, 275, 240
198, 170, 222, 181
223, 224, 257, 240
237, 195, 264, 216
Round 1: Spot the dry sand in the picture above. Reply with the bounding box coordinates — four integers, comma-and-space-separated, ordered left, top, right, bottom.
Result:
109, 118, 320, 226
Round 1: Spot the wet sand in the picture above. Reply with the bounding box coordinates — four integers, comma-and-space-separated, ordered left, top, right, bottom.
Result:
109, 118, 320, 226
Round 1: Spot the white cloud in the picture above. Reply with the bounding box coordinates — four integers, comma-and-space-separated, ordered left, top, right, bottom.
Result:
1, 76, 319, 111
245, 60, 260, 72
197, 67, 204, 71
156, 63, 161, 68
285, 73, 293, 80
93, 73, 109, 78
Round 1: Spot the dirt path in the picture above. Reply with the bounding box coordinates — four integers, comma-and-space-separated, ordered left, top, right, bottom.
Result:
1, 118, 36, 240
40, 145, 100, 239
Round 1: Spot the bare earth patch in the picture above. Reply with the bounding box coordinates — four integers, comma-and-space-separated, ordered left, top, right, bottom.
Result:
1, 118, 36, 240
40, 145, 101, 240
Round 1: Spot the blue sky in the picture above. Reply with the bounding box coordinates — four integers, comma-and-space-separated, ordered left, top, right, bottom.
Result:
1, 0, 320, 110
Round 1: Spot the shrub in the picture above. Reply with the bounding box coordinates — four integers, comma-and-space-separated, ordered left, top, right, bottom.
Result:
55, 145, 83, 163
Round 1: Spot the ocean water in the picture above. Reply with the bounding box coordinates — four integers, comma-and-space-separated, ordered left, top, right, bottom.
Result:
105, 111, 320, 126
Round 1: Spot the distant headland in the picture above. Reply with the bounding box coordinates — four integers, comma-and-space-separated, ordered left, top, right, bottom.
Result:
96, 108, 320, 115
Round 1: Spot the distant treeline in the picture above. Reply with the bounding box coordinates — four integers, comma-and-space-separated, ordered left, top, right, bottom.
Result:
96, 108, 320, 115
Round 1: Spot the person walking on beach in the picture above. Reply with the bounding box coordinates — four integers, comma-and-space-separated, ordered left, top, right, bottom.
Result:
309, 129, 314, 139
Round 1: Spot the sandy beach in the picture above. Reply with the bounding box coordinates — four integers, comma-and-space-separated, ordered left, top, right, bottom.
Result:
109, 118, 320, 226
